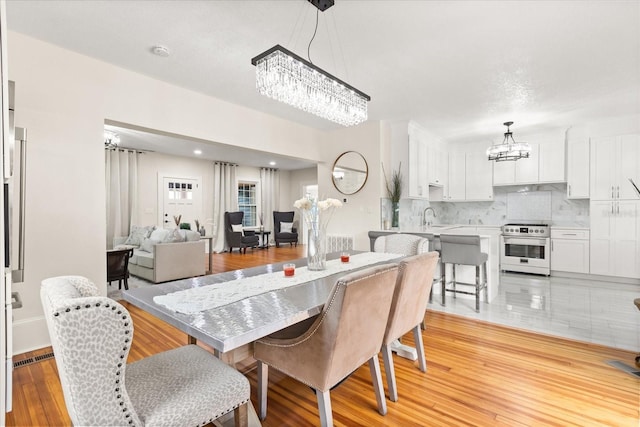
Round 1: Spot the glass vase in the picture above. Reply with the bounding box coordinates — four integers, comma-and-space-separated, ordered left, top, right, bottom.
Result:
392, 201, 400, 228
307, 227, 327, 271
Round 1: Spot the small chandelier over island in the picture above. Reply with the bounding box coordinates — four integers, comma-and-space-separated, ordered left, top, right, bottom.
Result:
486, 121, 531, 162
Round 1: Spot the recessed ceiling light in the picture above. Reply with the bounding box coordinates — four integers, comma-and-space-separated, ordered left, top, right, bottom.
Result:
194, 149, 202, 155
151, 45, 170, 57
269, 161, 276, 166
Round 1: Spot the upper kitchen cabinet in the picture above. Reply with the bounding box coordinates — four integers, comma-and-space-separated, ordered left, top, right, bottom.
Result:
444, 143, 493, 202
492, 131, 566, 186
389, 120, 448, 200
566, 138, 589, 199
590, 134, 640, 201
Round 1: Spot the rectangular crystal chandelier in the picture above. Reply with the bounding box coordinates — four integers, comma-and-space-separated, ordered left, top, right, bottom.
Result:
251, 45, 371, 127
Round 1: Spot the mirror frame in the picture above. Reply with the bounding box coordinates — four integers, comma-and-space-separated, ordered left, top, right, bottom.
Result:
331, 151, 369, 195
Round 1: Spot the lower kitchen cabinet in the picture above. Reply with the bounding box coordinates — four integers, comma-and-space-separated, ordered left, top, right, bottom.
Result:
550, 228, 589, 274
589, 200, 640, 278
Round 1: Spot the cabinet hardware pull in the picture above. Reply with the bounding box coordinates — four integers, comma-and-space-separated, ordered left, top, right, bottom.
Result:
611, 186, 614, 198
617, 185, 620, 198
568, 185, 571, 196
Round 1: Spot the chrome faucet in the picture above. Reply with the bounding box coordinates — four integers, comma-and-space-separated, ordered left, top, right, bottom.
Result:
422, 207, 436, 227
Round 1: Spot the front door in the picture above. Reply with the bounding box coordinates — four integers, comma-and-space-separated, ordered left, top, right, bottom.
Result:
159, 175, 202, 230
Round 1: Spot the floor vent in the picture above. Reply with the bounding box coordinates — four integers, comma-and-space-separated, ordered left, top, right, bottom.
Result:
606, 360, 640, 378
14, 352, 55, 368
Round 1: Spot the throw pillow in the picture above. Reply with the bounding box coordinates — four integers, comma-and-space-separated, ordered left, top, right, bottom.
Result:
140, 238, 159, 253
163, 228, 185, 243
280, 222, 294, 233
231, 224, 244, 233
149, 228, 170, 242
124, 225, 155, 246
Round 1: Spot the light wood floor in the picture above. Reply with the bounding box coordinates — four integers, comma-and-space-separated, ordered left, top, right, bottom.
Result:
6, 245, 640, 426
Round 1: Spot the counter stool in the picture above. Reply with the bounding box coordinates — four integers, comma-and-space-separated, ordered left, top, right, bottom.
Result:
440, 234, 488, 312
425, 233, 442, 305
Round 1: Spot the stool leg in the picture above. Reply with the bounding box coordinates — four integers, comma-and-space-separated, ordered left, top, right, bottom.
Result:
441, 263, 446, 306
483, 262, 488, 304
452, 265, 456, 299
475, 265, 480, 312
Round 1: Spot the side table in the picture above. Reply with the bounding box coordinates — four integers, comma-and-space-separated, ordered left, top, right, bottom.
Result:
257, 230, 271, 249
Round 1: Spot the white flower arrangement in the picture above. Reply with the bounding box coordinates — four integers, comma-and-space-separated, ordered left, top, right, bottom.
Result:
294, 197, 342, 232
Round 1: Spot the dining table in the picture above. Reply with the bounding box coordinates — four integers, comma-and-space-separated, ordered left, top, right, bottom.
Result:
122, 251, 403, 365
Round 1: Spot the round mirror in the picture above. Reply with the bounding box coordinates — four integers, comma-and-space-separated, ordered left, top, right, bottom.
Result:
331, 151, 368, 195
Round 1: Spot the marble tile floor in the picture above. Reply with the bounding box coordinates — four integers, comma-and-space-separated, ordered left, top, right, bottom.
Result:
427, 272, 640, 352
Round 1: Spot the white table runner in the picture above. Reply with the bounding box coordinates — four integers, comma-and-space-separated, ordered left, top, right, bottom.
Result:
153, 252, 401, 314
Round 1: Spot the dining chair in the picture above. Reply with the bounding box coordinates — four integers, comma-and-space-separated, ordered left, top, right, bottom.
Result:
381, 252, 440, 402
106, 248, 133, 290
253, 263, 399, 427
41, 275, 251, 427
374, 233, 431, 357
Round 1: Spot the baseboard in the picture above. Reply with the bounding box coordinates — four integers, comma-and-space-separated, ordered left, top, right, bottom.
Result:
12, 316, 51, 356
551, 270, 640, 285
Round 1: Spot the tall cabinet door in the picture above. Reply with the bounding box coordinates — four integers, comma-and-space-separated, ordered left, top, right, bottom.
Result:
447, 152, 466, 201
616, 134, 640, 200
590, 137, 617, 200
613, 201, 639, 278
465, 150, 493, 201
589, 201, 614, 276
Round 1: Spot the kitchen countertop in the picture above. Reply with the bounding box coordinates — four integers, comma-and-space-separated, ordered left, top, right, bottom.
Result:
374, 224, 503, 238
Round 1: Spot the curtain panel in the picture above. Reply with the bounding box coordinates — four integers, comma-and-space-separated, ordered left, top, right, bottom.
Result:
212, 162, 237, 253
260, 168, 280, 245
105, 149, 139, 249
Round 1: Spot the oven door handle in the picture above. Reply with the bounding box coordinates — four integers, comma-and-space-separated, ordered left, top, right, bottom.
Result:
503, 236, 549, 246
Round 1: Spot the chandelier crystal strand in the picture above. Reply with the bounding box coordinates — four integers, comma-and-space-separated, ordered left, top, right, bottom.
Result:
253, 47, 369, 127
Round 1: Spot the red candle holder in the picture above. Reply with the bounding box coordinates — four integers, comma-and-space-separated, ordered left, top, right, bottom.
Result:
340, 252, 350, 263
284, 263, 295, 277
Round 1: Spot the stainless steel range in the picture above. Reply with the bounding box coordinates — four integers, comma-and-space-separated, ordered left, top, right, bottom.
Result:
501, 223, 551, 275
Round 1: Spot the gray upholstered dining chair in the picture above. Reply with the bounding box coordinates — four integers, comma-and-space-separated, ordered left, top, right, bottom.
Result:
253, 263, 399, 427
381, 252, 440, 402
41, 275, 250, 427
440, 233, 488, 312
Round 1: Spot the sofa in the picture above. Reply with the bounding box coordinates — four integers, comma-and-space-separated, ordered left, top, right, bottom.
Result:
114, 226, 206, 283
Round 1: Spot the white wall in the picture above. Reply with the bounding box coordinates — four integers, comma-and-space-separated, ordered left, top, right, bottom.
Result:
8, 31, 326, 353
317, 121, 384, 250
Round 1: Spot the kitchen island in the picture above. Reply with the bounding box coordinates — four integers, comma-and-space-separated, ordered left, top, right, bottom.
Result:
368, 225, 502, 303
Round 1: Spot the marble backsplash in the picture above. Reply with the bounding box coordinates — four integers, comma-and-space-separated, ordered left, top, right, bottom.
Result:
381, 183, 589, 229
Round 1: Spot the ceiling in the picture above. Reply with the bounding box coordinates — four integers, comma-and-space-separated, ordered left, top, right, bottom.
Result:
6, 0, 640, 167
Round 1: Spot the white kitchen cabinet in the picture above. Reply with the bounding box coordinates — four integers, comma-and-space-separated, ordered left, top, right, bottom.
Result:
567, 138, 589, 199
447, 151, 466, 201
550, 228, 589, 274
589, 200, 640, 278
539, 139, 565, 183
590, 134, 640, 201
428, 143, 447, 187
445, 145, 493, 202
493, 143, 539, 185
389, 120, 429, 199
465, 149, 493, 201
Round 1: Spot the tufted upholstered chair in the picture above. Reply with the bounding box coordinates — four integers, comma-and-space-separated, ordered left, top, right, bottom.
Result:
254, 264, 399, 427
273, 211, 298, 247
40, 275, 250, 427
381, 252, 440, 402
225, 211, 260, 253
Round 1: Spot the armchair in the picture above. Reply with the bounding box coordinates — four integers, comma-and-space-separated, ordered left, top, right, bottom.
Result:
273, 211, 298, 247
40, 275, 250, 426
224, 211, 260, 254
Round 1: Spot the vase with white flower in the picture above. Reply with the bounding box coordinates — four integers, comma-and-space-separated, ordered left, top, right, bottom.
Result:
294, 196, 342, 271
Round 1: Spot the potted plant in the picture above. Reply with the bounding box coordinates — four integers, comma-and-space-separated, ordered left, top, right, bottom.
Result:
382, 162, 403, 228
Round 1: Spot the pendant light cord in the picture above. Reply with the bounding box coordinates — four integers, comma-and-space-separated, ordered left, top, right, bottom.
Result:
307, 8, 319, 64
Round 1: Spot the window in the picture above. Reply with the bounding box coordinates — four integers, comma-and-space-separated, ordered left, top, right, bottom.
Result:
238, 182, 257, 227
